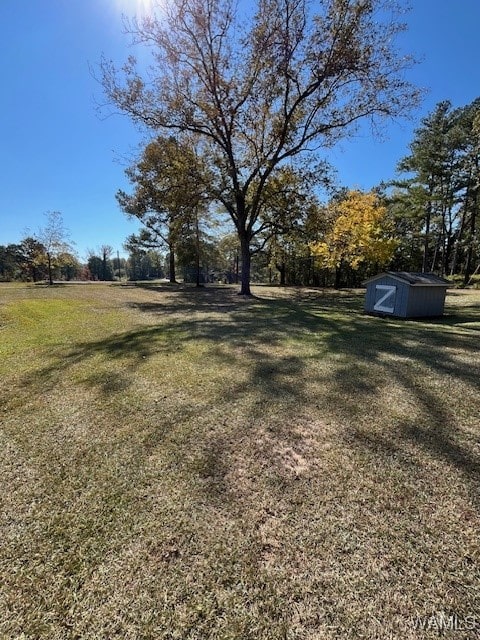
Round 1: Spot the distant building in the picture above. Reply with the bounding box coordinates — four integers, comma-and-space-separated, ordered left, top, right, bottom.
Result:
364, 272, 449, 318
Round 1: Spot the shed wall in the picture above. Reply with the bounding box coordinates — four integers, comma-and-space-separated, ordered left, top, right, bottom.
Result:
406, 286, 447, 317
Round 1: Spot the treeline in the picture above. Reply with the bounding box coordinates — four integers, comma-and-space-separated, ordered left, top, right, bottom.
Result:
2, 98, 479, 287
114, 97, 480, 289
0, 239, 143, 283
0, 238, 82, 283
0, 233, 238, 284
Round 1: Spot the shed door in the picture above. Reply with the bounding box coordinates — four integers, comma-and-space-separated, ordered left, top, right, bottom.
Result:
373, 284, 396, 313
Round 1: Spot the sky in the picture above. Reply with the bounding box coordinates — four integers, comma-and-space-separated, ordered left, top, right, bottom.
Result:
1, 0, 479, 260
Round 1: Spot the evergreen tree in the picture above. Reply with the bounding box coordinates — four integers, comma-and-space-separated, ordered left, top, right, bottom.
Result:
392, 98, 480, 278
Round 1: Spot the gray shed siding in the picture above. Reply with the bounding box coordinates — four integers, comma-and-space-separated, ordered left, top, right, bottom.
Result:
406, 286, 447, 317
364, 273, 448, 318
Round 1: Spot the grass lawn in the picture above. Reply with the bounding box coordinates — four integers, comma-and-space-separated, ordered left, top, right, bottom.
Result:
0, 282, 479, 639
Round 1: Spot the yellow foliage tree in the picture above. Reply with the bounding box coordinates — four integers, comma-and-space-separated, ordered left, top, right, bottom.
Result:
311, 190, 397, 271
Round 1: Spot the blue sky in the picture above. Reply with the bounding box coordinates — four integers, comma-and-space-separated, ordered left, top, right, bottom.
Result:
1, 0, 479, 260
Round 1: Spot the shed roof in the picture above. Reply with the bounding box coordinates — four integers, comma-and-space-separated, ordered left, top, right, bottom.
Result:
363, 271, 450, 287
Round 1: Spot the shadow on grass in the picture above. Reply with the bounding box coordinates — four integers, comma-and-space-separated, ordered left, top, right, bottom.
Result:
346, 366, 480, 512
19, 286, 480, 506
425, 305, 480, 331
22, 284, 480, 403
4, 284, 479, 639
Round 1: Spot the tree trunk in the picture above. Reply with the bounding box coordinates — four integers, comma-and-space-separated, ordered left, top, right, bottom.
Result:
464, 207, 477, 283
169, 245, 176, 283
47, 253, 53, 285
430, 238, 439, 273
239, 232, 251, 295
422, 202, 431, 273
334, 265, 342, 289
195, 213, 201, 287
451, 186, 469, 276
464, 168, 478, 283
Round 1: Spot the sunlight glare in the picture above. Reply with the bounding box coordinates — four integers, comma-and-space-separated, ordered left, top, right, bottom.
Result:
115, 0, 158, 18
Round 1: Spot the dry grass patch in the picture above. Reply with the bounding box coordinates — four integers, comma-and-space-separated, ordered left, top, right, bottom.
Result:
0, 282, 479, 639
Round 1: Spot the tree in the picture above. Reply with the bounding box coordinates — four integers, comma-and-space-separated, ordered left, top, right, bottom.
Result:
382, 186, 425, 272
87, 255, 103, 280
117, 137, 211, 284
0, 238, 51, 282
253, 165, 326, 285
396, 101, 462, 275
311, 190, 396, 286
0, 244, 22, 281
455, 102, 480, 282
216, 233, 241, 283
87, 246, 115, 281
112, 254, 128, 280
18, 237, 47, 282
101, 0, 419, 294
57, 252, 82, 281
391, 97, 480, 279
124, 242, 160, 280
99, 245, 114, 281
36, 211, 73, 285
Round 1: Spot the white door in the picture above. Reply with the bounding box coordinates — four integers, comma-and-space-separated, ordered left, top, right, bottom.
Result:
373, 284, 396, 313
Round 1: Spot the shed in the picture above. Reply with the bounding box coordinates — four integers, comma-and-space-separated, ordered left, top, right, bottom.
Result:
364, 272, 449, 318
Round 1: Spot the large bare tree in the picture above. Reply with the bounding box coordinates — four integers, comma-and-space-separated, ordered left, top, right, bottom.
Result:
101, 0, 419, 294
